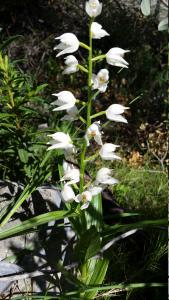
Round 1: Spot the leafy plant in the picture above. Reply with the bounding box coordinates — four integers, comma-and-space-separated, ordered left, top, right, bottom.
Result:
0, 48, 48, 182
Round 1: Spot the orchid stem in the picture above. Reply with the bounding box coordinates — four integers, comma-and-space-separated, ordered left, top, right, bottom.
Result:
76, 99, 87, 106
92, 90, 100, 100
80, 42, 90, 51
79, 116, 87, 124
78, 64, 88, 73
79, 19, 93, 193
90, 111, 106, 119
92, 54, 106, 62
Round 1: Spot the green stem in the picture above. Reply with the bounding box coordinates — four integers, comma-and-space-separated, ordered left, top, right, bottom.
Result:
84, 151, 99, 162
90, 111, 106, 119
92, 54, 106, 62
79, 116, 87, 124
78, 64, 88, 73
92, 90, 100, 100
79, 19, 93, 193
80, 42, 90, 51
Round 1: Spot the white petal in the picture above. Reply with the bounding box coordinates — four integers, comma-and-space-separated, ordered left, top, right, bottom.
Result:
85, 0, 102, 17
63, 65, 78, 75
107, 47, 130, 56
61, 185, 75, 202
94, 134, 103, 146
96, 167, 119, 185
91, 22, 109, 39
81, 202, 90, 210
75, 194, 81, 203
61, 169, 80, 184
92, 74, 99, 90
106, 112, 128, 123
47, 143, 66, 151
89, 186, 103, 196
54, 33, 79, 57
48, 132, 71, 143
53, 103, 74, 111
64, 55, 78, 65
106, 53, 129, 67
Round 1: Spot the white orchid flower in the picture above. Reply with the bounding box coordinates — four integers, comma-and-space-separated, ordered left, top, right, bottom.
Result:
75, 191, 92, 210
88, 185, 103, 196
95, 167, 119, 185
85, 122, 103, 146
106, 104, 129, 123
51, 91, 76, 112
106, 47, 130, 68
47, 132, 73, 151
61, 105, 79, 121
85, 0, 102, 17
61, 185, 76, 203
61, 160, 80, 185
99, 143, 121, 160
54, 33, 80, 57
91, 22, 109, 39
92, 69, 109, 93
63, 55, 78, 75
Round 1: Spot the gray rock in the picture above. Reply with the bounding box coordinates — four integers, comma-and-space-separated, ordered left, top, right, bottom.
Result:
0, 181, 74, 296
0, 260, 23, 294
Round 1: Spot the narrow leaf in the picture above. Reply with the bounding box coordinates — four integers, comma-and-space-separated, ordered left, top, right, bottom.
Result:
0, 210, 76, 240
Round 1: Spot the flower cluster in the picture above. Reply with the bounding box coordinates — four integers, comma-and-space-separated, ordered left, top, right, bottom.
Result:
47, 0, 129, 210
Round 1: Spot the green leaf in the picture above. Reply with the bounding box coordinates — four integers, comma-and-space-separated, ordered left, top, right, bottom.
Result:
0, 113, 15, 119
102, 218, 168, 240
18, 149, 29, 163
84, 258, 109, 299
35, 83, 48, 93
75, 226, 101, 264
0, 210, 76, 240
141, 0, 150, 16
0, 152, 53, 227
85, 193, 103, 231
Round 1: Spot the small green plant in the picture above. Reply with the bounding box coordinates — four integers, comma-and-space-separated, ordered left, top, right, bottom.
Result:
0, 49, 47, 182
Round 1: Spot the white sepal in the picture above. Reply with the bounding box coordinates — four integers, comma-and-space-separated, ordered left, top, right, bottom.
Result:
51, 91, 76, 111
47, 132, 73, 151
61, 105, 79, 121
63, 55, 78, 74
61, 185, 76, 202
54, 33, 80, 57
91, 22, 109, 39
96, 167, 119, 185
99, 143, 121, 160
61, 160, 80, 185
106, 104, 129, 123
106, 47, 130, 68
